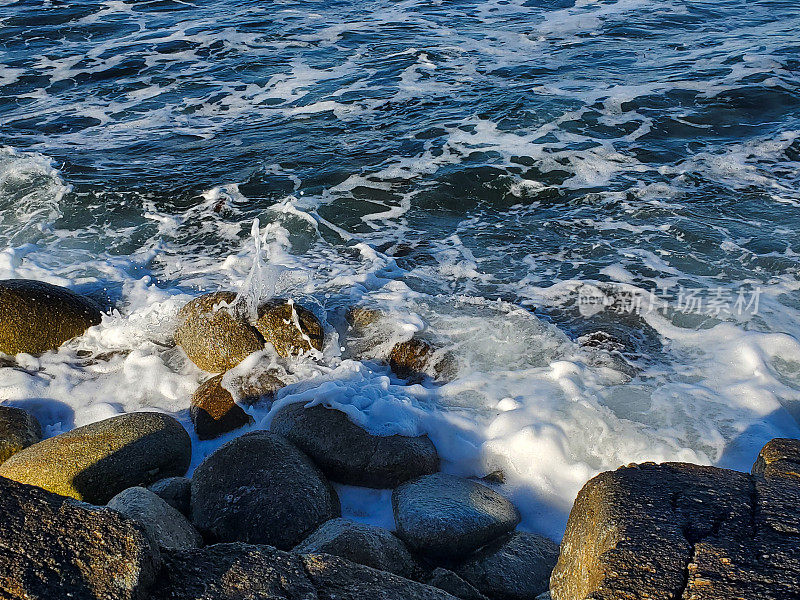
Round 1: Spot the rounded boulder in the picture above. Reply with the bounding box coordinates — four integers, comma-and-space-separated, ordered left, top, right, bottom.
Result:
0, 279, 102, 355
0, 412, 191, 504
190, 375, 253, 440
191, 430, 340, 549
0, 406, 42, 464
255, 299, 323, 357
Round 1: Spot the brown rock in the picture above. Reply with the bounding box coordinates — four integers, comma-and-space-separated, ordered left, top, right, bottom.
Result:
255, 299, 324, 357
550, 460, 800, 600
174, 292, 263, 373
190, 375, 253, 440
0, 405, 42, 464
0, 279, 102, 355
752, 437, 800, 481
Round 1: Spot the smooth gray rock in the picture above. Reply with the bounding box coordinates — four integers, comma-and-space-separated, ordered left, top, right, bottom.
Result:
550, 461, 800, 600
148, 476, 191, 516
191, 431, 340, 549
0, 405, 42, 464
0, 475, 160, 600
108, 486, 202, 551
428, 568, 488, 600
294, 518, 418, 578
150, 542, 458, 600
392, 473, 521, 560
0, 411, 191, 504
271, 402, 439, 488
455, 532, 559, 600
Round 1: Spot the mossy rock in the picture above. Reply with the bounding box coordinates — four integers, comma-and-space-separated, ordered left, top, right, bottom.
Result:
174, 292, 264, 373
256, 299, 323, 357
0, 406, 42, 464
0, 279, 102, 355
190, 375, 254, 440
0, 412, 191, 504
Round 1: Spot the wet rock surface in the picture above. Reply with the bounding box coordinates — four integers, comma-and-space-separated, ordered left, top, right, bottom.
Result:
455, 532, 559, 600
190, 374, 253, 440
392, 473, 521, 560
294, 518, 418, 579
0, 475, 160, 600
0, 405, 42, 464
256, 299, 324, 357
0, 411, 191, 504
108, 486, 202, 551
151, 542, 457, 600
190, 430, 340, 549
271, 402, 439, 488
550, 459, 800, 600
174, 291, 263, 373
0, 279, 103, 355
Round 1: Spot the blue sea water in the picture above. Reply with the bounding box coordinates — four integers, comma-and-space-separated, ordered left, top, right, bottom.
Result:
0, 0, 799, 538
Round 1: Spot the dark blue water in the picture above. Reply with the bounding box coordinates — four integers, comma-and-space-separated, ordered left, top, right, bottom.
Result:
1, 0, 800, 537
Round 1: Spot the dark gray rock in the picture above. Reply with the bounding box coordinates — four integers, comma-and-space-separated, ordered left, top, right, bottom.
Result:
190, 374, 253, 440
190, 431, 340, 549
455, 532, 559, 600
271, 403, 439, 488
0, 279, 102, 355
174, 291, 264, 373
256, 299, 324, 357
0, 475, 160, 600
108, 486, 202, 551
0, 411, 191, 504
550, 461, 800, 600
294, 518, 418, 578
392, 473, 521, 560
428, 568, 488, 600
150, 542, 458, 600
0, 405, 42, 464
148, 476, 191, 516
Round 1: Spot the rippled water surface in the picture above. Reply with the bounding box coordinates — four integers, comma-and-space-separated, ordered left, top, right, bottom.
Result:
1, 0, 799, 537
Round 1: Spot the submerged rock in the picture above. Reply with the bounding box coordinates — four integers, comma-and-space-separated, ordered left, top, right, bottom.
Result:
427, 568, 488, 600
108, 486, 202, 551
392, 473, 521, 560
0, 405, 42, 464
550, 460, 800, 600
191, 430, 340, 549
0, 411, 191, 504
0, 279, 102, 355
190, 374, 253, 440
295, 518, 418, 579
0, 475, 161, 600
255, 298, 324, 357
455, 532, 559, 600
271, 402, 439, 488
389, 337, 454, 382
174, 291, 263, 373
150, 542, 457, 600
148, 476, 191, 516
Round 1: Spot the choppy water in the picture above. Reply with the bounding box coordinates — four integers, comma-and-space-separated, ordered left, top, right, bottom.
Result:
1, 0, 800, 538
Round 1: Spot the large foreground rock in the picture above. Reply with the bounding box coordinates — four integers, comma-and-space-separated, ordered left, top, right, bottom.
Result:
0, 405, 42, 463
0, 412, 191, 504
190, 375, 253, 440
256, 299, 324, 356
271, 403, 439, 488
191, 431, 340, 549
151, 543, 456, 600
0, 279, 102, 355
174, 291, 263, 373
428, 569, 488, 600
108, 486, 202, 551
455, 532, 559, 600
393, 473, 521, 560
294, 518, 418, 579
550, 460, 800, 600
0, 475, 160, 600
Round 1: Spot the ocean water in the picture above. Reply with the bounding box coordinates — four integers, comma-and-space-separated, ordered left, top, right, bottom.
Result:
1, 0, 799, 539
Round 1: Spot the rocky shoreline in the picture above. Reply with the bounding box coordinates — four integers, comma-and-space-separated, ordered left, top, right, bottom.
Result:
0, 278, 799, 599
